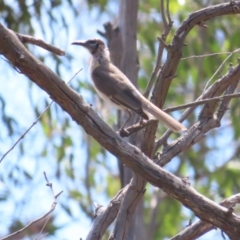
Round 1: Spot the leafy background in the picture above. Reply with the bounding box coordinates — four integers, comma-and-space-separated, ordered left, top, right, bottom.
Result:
0, 0, 240, 239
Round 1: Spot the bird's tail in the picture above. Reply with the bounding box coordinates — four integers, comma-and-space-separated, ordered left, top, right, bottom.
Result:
141, 98, 186, 132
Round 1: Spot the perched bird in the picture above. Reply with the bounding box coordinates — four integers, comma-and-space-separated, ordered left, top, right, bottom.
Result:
72, 38, 186, 132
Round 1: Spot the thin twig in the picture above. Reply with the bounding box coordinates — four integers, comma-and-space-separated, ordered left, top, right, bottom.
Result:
144, 0, 173, 98
16, 32, 65, 56
165, 0, 171, 24
161, 0, 167, 27
35, 172, 63, 239
1, 173, 63, 240
203, 48, 240, 91
154, 62, 240, 151
181, 52, 233, 60
0, 101, 53, 163
0, 69, 82, 163
37, 233, 49, 240
164, 92, 240, 113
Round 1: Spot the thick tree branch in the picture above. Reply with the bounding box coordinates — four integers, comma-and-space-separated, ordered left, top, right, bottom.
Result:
86, 187, 128, 240
109, 175, 146, 240
170, 193, 240, 240
155, 62, 240, 155
155, 1, 240, 108
16, 32, 65, 55
1, 23, 240, 239
143, 1, 240, 157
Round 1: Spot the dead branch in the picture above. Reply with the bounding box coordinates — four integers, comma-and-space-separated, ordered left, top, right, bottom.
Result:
119, 119, 155, 137
16, 32, 65, 56
164, 92, 240, 113
1, 172, 63, 240
170, 193, 240, 240
155, 62, 240, 153
144, 0, 173, 98
1, 5, 240, 237
86, 187, 128, 240
142, 1, 240, 158
0, 69, 81, 163
109, 175, 146, 240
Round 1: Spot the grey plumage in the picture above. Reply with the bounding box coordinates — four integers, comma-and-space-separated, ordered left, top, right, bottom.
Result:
92, 64, 149, 120
72, 39, 186, 132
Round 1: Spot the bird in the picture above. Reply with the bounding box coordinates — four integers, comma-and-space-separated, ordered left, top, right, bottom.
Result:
71, 38, 186, 132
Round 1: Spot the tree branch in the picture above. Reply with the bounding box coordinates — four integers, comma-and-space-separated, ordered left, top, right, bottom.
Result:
0, 69, 81, 163
86, 187, 128, 240
170, 193, 240, 240
144, 0, 173, 98
143, 1, 240, 157
164, 92, 240, 113
155, 62, 240, 153
1, 20, 240, 239
1, 172, 63, 240
16, 32, 65, 56
155, 1, 240, 109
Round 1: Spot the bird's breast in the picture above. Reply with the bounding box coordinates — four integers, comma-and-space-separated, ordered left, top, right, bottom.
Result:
90, 59, 100, 73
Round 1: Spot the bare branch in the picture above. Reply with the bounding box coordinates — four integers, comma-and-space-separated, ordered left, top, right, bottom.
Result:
1, 20, 240, 239
164, 92, 240, 113
170, 193, 240, 240
216, 67, 239, 120
16, 32, 65, 56
0, 69, 82, 163
109, 175, 146, 240
144, 0, 173, 98
119, 119, 155, 137
203, 48, 240, 92
160, 0, 167, 27
1, 173, 63, 240
165, 0, 171, 25
0, 101, 53, 163
143, 1, 240, 157
155, 62, 240, 152
181, 51, 235, 60
86, 187, 128, 240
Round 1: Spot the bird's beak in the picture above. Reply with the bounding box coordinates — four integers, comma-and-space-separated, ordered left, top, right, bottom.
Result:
71, 40, 87, 47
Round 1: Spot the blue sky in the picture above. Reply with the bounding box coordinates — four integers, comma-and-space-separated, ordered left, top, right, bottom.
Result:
0, 1, 236, 239
0, 1, 118, 239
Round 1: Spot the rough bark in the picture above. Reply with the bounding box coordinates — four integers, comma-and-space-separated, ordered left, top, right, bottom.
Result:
1, 22, 240, 239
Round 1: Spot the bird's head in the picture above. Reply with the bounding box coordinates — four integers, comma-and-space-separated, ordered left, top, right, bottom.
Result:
71, 38, 107, 55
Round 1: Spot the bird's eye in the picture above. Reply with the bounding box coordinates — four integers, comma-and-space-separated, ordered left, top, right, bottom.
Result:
88, 40, 97, 46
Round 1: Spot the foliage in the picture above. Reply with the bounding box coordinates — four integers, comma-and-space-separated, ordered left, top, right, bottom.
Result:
0, 0, 240, 239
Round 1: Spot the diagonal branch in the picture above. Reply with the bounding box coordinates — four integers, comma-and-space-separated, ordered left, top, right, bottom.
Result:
1, 22, 240, 239
0, 69, 81, 163
154, 1, 240, 109
144, 0, 173, 98
86, 187, 128, 240
1, 173, 63, 240
16, 32, 65, 56
155, 62, 240, 153
143, 1, 240, 157
170, 193, 240, 240
164, 92, 240, 113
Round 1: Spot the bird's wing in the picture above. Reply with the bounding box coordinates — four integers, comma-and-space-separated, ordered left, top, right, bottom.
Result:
92, 64, 148, 119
